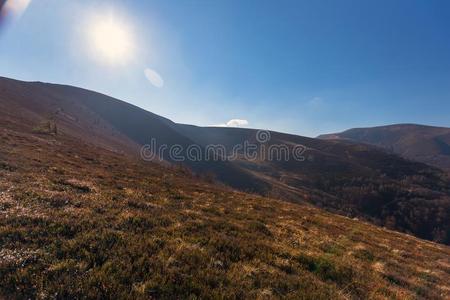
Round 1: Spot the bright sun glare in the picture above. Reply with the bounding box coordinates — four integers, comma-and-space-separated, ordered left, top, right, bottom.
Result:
87, 14, 135, 65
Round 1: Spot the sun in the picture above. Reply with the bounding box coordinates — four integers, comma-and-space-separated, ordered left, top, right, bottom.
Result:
86, 14, 135, 65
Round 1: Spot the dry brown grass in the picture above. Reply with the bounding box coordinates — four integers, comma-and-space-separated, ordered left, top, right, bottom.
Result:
0, 119, 449, 299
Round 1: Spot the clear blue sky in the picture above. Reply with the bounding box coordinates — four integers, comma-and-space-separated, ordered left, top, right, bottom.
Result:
1, 0, 450, 136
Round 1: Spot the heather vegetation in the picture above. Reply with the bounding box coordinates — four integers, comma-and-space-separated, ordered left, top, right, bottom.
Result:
2, 77, 449, 246
0, 118, 449, 299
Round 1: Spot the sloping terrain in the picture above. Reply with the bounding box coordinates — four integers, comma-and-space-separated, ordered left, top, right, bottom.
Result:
1, 77, 449, 244
318, 124, 450, 172
175, 125, 450, 244
1, 89, 450, 299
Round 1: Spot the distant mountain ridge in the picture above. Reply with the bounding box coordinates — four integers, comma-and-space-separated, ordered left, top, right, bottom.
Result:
318, 124, 450, 172
1, 76, 449, 244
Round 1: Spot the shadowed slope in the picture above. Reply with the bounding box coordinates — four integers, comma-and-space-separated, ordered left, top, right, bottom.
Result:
1, 77, 449, 244
0, 96, 449, 299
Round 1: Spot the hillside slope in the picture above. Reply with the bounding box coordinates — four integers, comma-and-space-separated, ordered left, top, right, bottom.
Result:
318, 124, 450, 172
1, 77, 449, 244
1, 92, 449, 299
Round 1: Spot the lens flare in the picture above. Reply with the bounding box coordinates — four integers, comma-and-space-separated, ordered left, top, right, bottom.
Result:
0, 0, 31, 29
144, 68, 164, 88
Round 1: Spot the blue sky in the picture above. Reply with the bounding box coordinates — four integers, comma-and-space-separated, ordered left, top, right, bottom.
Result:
1, 0, 450, 137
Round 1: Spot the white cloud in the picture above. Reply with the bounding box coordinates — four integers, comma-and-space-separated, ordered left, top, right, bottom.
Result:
211, 119, 249, 127
226, 119, 249, 127
307, 97, 324, 107
144, 68, 164, 88
306, 97, 325, 109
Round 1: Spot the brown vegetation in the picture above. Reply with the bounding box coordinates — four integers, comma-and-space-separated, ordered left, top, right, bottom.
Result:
1, 77, 449, 245
0, 102, 449, 299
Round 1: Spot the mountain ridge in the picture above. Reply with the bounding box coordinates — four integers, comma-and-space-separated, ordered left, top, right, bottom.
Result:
318, 123, 450, 172
1, 76, 449, 244
1, 100, 449, 298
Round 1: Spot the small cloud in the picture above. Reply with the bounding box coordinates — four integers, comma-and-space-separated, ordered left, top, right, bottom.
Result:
226, 119, 249, 127
144, 68, 164, 88
307, 97, 324, 107
306, 97, 325, 109
211, 119, 249, 127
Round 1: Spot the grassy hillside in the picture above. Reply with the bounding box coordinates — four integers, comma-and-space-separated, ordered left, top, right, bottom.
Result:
0, 97, 449, 299
1, 77, 449, 244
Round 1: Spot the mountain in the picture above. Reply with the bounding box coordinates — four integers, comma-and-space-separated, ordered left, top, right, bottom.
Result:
1, 77, 450, 245
318, 124, 450, 172
0, 78, 449, 298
